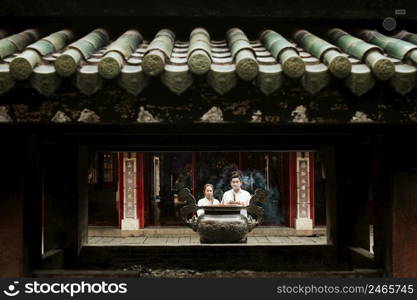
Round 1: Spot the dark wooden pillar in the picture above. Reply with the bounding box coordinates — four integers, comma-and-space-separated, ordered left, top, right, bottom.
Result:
371, 137, 392, 275
160, 154, 173, 223
78, 145, 90, 251
320, 141, 372, 265
335, 142, 371, 252
386, 137, 417, 277
374, 136, 417, 277
42, 136, 81, 268
319, 146, 338, 246
0, 133, 43, 276
25, 134, 43, 272
339, 143, 371, 250
0, 135, 27, 277
391, 171, 417, 277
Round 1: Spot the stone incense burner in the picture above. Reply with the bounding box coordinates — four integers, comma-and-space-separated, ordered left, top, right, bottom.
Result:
179, 188, 267, 243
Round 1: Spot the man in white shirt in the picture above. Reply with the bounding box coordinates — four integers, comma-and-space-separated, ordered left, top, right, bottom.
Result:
221, 173, 251, 217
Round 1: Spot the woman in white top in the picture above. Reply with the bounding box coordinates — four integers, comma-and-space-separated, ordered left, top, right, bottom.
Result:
197, 184, 220, 216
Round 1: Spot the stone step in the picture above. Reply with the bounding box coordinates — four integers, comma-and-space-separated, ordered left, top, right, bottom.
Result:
32, 268, 382, 278
87, 226, 327, 237
86, 235, 327, 246
76, 244, 345, 272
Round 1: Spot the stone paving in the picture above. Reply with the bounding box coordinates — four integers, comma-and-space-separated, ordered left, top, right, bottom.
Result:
87, 235, 328, 246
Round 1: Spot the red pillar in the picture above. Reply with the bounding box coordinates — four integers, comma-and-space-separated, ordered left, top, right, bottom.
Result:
136, 152, 145, 229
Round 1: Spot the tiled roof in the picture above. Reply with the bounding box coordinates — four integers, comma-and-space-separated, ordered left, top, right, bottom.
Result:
1, 27, 417, 97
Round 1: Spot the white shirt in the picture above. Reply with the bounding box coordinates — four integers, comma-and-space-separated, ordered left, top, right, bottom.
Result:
221, 189, 251, 217
197, 197, 220, 216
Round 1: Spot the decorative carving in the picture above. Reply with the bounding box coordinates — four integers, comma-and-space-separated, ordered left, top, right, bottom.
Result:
137, 106, 159, 123
124, 158, 137, 219
200, 106, 223, 122
250, 110, 262, 122
51, 110, 71, 123
0, 106, 12, 122
350, 111, 374, 123
77, 108, 100, 123
246, 189, 267, 230
291, 105, 309, 123
409, 111, 417, 122
179, 188, 198, 231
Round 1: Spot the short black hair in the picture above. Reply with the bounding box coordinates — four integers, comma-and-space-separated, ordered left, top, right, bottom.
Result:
230, 171, 242, 182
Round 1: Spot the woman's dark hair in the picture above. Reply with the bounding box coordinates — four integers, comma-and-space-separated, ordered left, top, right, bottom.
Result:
203, 183, 214, 192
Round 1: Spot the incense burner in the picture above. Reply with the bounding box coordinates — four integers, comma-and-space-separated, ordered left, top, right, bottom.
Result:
179, 188, 267, 243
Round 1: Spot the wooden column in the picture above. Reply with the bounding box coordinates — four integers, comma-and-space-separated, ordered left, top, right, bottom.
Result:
78, 146, 90, 249
136, 152, 145, 229
391, 171, 417, 277
319, 146, 338, 246
328, 142, 371, 264
25, 134, 43, 270
0, 135, 27, 277
374, 136, 417, 277
372, 136, 393, 275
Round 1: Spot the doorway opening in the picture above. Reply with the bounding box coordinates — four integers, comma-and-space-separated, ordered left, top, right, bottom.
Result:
86, 150, 326, 244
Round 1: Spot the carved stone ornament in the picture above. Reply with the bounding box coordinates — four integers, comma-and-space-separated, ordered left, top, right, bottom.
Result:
77, 108, 100, 123
0, 106, 12, 122
51, 110, 71, 123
